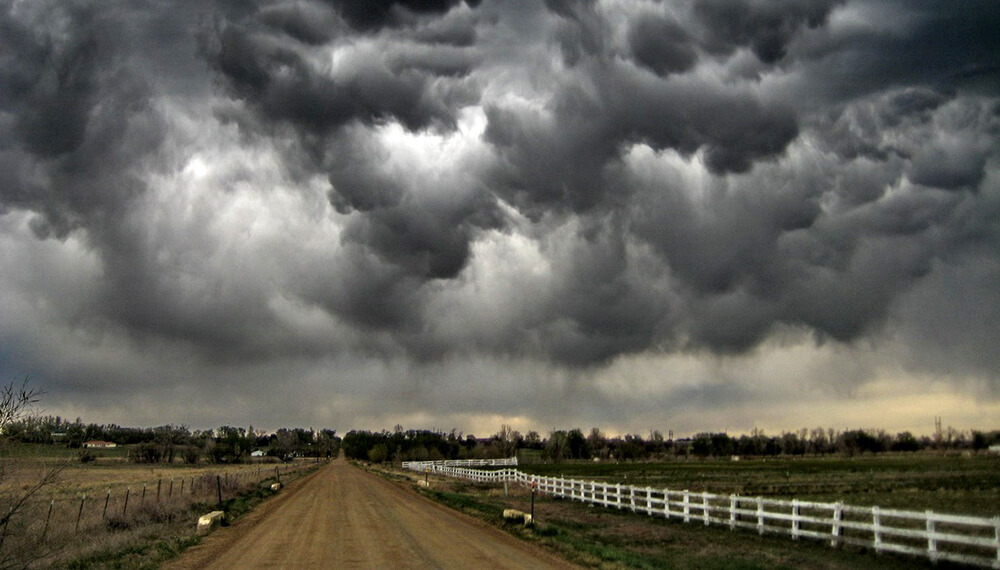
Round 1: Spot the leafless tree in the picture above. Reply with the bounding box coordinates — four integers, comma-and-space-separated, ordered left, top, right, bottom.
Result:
0, 378, 65, 569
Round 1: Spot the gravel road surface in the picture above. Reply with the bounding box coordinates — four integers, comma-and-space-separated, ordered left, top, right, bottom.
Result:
164, 458, 578, 569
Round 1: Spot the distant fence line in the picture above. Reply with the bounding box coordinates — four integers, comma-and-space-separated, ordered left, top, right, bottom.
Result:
405, 463, 1000, 569
401, 457, 518, 469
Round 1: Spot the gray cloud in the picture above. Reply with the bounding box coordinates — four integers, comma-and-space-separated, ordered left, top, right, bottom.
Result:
1, 0, 999, 432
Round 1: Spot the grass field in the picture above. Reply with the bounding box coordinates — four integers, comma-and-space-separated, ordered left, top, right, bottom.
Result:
0, 443, 320, 569
393, 453, 1000, 569
519, 453, 1000, 517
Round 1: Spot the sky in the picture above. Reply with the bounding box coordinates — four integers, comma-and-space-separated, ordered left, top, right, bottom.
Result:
1, 0, 999, 438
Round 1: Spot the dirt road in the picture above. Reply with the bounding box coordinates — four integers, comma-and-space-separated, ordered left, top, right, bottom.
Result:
165, 459, 578, 569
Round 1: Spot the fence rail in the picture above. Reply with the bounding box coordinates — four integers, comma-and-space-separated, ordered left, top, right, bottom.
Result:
407, 463, 1000, 569
401, 458, 518, 470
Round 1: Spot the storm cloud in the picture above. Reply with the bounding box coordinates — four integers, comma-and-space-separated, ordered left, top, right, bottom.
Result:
1, 0, 998, 434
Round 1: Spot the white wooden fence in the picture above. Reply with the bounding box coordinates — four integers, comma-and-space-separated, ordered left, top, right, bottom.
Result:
401, 457, 518, 470
406, 463, 1000, 569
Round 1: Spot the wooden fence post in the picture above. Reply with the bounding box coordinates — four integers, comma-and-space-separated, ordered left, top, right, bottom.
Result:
75, 495, 86, 534
702, 492, 710, 526
729, 495, 737, 530
925, 510, 937, 562
992, 516, 999, 567
872, 506, 882, 554
42, 500, 54, 541
756, 496, 764, 535
791, 499, 800, 540
123, 487, 130, 517
103, 488, 111, 520
831, 502, 843, 547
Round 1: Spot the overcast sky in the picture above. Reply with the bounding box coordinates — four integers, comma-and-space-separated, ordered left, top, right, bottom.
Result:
2, 0, 999, 437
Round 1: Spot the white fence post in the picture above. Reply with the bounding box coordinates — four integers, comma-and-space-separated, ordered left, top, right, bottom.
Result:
729, 495, 737, 530
792, 499, 800, 540
993, 516, 999, 568
630, 486, 636, 512
683, 490, 691, 523
664, 489, 671, 519
873, 506, 882, 554
646, 487, 652, 516
831, 502, 843, 547
616, 484, 622, 510
756, 496, 764, 535
926, 510, 937, 562
702, 492, 710, 526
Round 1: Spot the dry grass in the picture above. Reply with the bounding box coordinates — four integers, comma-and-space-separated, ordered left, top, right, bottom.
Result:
0, 452, 320, 569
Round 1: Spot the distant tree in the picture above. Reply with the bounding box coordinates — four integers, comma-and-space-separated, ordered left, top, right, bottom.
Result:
544, 431, 569, 462
368, 443, 389, 463
587, 428, 609, 460
494, 424, 521, 458
523, 431, 543, 450
132, 442, 164, 463
891, 431, 921, 452
566, 428, 589, 460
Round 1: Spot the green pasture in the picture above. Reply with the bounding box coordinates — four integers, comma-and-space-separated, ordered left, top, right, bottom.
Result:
519, 453, 1000, 517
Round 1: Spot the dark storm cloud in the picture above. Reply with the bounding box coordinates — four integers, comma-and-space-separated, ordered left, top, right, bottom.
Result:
200, 1, 498, 295
324, 0, 478, 32
483, 60, 799, 216
692, 0, 843, 63
628, 15, 697, 77
0, 1, 276, 361
202, 21, 469, 133
0, 1, 159, 234
2, 0, 1000, 393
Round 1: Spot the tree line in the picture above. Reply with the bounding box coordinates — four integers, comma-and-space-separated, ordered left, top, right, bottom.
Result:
343, 424, 1000, 464
5, 415, 341, 463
